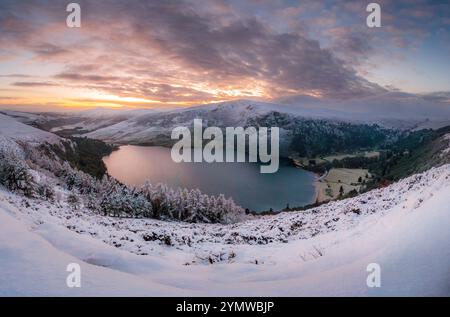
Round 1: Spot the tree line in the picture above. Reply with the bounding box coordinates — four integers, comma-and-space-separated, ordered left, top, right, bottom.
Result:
0, 139, 245, 224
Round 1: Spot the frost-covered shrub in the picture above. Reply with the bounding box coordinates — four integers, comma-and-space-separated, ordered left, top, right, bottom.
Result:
0, 160, 33, 195
67, 193, 80, 209
142, 183, 175, 219
97, 176, 152, 218
36, 183, 55, 201
141, 183, 245, 223
0, 150, 35, 196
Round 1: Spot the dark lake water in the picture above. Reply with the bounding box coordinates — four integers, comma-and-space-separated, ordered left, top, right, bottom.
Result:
103, 145, 316, 212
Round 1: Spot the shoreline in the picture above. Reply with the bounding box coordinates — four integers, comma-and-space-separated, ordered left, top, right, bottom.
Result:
313, 172, 330, 204
313, 168, 371, 203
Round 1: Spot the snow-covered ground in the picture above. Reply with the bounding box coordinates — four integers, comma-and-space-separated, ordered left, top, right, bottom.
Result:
1, 164, 449, 296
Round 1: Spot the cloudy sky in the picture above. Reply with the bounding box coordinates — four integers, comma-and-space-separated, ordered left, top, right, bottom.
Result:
0, 0, 449, 110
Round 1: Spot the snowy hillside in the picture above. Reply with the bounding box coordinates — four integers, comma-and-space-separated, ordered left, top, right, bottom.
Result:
1, 163, 449, 296
81, 99, 353, 144
0, 114, 59, 144
41, 109, 157, 136
82, 100, 288, 143
82, 100, 387, 149
0, 108, 159, 138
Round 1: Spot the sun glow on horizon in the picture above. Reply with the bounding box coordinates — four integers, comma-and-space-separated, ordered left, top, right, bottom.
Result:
0, 1, 448, 112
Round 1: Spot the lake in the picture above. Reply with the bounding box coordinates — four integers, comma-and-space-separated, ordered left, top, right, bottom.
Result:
103, 145, 317, 212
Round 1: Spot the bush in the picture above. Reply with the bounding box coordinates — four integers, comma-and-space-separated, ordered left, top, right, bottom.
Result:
37, 183, 55, 201
0, 153, 35, 196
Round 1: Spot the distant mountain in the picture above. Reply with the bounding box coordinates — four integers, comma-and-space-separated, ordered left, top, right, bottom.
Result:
82, 93, 450, 143
2, 93, 449, 155
77, 107, 159, 119
278, 92, 450, 127
0, 107, 159, 138
80, 100, 403, 158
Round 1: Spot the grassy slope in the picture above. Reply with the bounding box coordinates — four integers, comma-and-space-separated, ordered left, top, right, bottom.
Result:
384, 126, 450, 180
42, 137, 116, 178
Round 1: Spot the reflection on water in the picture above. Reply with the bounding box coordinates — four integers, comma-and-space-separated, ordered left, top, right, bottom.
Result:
103, 145, 316, 212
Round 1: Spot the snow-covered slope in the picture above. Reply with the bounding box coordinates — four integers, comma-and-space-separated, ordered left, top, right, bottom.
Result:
1, 164, 449, 296
0, 114, 59, 144
0, 108, 160, 137
80, 100, 366, 145
0, 199, 189, 296
82, 100, 285, 144
47, 108, 159, 134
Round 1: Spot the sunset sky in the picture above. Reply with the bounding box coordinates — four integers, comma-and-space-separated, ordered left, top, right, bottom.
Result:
0, 0, 449, 111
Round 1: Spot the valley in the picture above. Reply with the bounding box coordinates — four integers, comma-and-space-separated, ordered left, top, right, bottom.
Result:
3, 98, 450, 210
103, 145, 316, 212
